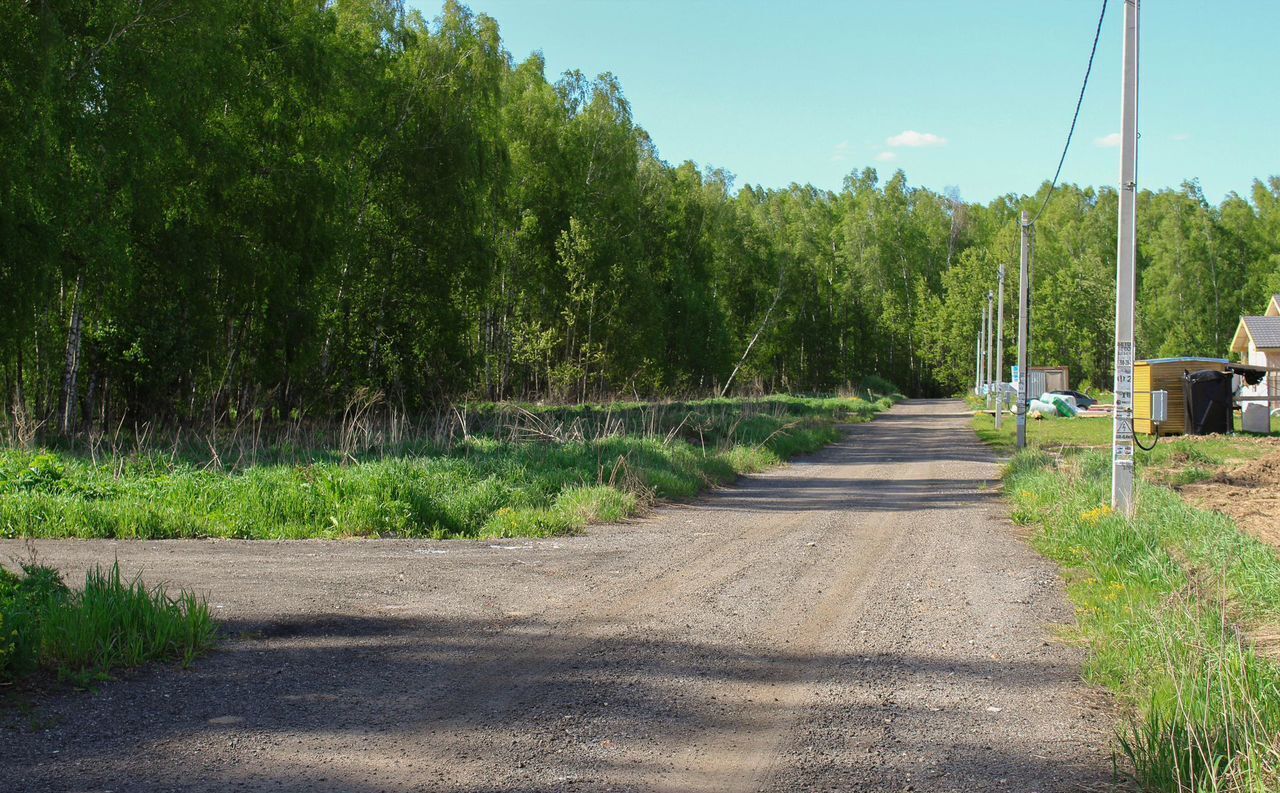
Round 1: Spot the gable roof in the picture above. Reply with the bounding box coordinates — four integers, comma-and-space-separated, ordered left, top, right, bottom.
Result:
1233, 315, 1280, 352
1268, 294, 1280, 317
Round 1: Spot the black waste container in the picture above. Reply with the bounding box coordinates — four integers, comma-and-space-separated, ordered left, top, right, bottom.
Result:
1183, 369, 1233, 435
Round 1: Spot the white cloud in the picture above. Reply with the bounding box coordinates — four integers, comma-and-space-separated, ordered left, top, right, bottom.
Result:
1171, 132, 1191, 141
886, 130, 947, 148
1095, 132, 1122, 148
874, 151, 897, 162
830, 140, 851, 162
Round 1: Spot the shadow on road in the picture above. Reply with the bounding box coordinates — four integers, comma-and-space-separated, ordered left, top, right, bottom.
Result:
4, 609, 1106, 792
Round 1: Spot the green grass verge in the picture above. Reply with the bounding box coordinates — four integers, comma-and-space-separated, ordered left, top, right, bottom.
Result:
1001, 447, 1280, 791
0, 394, 899, 540
1, 561, 216, 687
972, 411, 1114, 453
973, 412, 1271, 481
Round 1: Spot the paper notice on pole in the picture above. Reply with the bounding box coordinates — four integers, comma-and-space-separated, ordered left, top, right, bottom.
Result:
1115, 339, 1135, 452
1115, 341, 1135, 409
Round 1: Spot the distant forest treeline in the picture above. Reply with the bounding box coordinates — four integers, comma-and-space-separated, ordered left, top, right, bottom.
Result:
4, 1, 1279, 432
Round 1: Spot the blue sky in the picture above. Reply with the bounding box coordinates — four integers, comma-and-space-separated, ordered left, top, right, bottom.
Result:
417, 1, 1279, 204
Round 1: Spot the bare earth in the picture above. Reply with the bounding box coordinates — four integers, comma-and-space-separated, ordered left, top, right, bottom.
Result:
1181, 445, 1280, 549
1, 399, 1112, 792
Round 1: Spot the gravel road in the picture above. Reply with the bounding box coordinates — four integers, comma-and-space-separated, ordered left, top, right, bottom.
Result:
1, 399, 1113, 792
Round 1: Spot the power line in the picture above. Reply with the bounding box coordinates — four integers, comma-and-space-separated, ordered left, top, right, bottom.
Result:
1027, 0, 1109, 226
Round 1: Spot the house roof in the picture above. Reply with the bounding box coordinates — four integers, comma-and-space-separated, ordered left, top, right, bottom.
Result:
1268, 294, 1280, 317
1232, 315, 1280, 352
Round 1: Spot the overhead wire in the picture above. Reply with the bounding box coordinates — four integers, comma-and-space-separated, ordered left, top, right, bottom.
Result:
1025, 0, 1109, 227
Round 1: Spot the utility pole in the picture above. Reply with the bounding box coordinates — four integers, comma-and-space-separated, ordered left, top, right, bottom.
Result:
985, 291, 995, 409
1016, 211, 1031, 450
995, 265, 1006, 429
975, 333, 983, 395
979, 307, 988, 398
1111, 0, 1140, 516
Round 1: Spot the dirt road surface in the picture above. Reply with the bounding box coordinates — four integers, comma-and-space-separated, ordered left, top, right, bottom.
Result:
1, 399, 1112, 792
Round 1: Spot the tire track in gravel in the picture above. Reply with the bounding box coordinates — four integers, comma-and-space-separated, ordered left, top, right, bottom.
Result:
412, 508, 820, 788
650, 518, 901, 793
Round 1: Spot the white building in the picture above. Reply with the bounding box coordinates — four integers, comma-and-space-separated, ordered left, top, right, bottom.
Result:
1230, 295, 1280, 407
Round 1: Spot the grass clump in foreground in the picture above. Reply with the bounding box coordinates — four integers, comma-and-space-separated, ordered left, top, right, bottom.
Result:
0, 392, 899, 541
1, 561, 216, 687
1004, 450, 1280, 791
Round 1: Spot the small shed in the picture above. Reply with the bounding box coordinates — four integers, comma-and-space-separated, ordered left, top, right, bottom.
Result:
1134, 357, 1229, 435
1028, 366, 1070, 393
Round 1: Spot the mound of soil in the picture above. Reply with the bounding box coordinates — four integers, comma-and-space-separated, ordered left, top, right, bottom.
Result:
1181, 449, 1280, 548
1215, 452, 1280, 488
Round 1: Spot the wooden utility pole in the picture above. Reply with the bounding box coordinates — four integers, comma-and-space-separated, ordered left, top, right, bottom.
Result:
1016, 211, 1031, 450
1111, 0, 1140, 516
995, 265, 1006, 429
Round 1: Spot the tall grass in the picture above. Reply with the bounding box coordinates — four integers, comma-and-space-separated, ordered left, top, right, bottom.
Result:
1119, 595, 1280, 792
1, 393, 898, 540
1006, 450, 1280, 791
1, 561, 216, 686
17, 391, 894, 470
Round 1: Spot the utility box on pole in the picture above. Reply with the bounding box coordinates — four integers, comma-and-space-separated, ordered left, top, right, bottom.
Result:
1111, 0, 1140, 516
1150, 389, 1168, 425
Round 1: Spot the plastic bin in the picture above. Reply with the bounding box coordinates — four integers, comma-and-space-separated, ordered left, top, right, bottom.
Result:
1183, 369, 1233, 435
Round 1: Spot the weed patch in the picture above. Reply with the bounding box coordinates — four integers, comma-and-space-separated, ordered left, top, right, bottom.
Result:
1, 561, 215, 687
